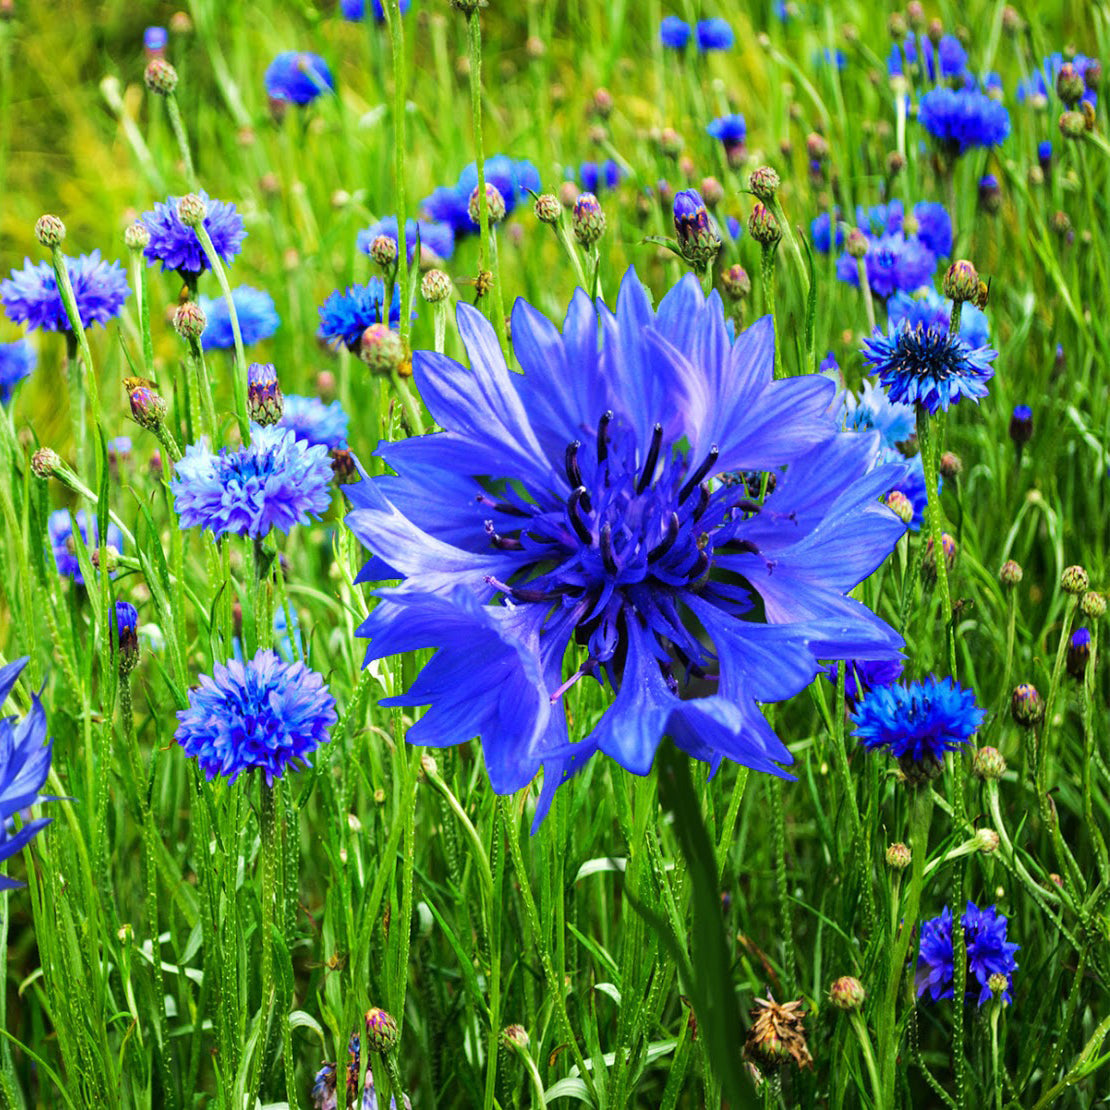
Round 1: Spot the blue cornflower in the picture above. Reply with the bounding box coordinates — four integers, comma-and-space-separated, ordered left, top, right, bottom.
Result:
198, 286, 280, 350
115, 600, 140, 672
0, 658, 53, 890
836, 233, 938, 299
862, 321, 997, 412
141, 191, 246, 278
422, 157, 541, 236
696, 18, 734, 51
578, 160, 623, 193
173, 424, 333, 539
811, 212, 844, 253
1067, 627, 1091, 680
889, 32, 935, 80
660, 16, 690, 49
0, 339, 35, 403
825, 656, 904, 703
819, 351, 839, 376
144, 26, 167, 52
919, 87, 1011, 154
887, 287, 990, 350
356, 216, 455, 263
264, 51, 335, 105
853, 676, 984, 769
937, 34, 967, 80
176, 650, 336, 784
1, 252, 129, 333
906, 201, 953, 258
917, 903, 1019, 1006
341, 0, 410, 19
346, 269, 906, 823
706, 113, 747, 155
840, 378, 915, 447
319, 280, 401, 349
279, 394, 349, 450
48, 508, 124, 584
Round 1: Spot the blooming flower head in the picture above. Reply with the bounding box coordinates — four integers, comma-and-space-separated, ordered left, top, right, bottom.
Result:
0, 339, 35, 403
578, 159, 623, 194
176, 650, 336, 784
0, 658, 53, 890
937, 34, 968, 80
264, 51, 335, 104
48, 509, 124, 584
862, 321, 997, 412
141, 191, 246, 279
198, 286, 280, 350
696, 18, 734, 51
1, 252, 129, 333
887, 287, 990, 350
357, 215, 455, 264
660, 16, 690, 49
919, 87, 1012, 155
318, 280, 402, 349
279, 394, 349, 449
917, 902, 1019, 1005
853, 676, 984, 773
341, 0, 410, 20
347, 269, 906, 823
836, 233, 938, 299
707, 113, 747, 148
173, 424, 333, 539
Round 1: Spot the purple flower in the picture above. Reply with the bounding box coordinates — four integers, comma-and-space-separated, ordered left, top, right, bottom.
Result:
917, 903, 1019, 1006
1, 252, 129, 333
0, 339, 35, 403
141, 191, 246, 278
264, 51, 335, 104
198, 286, 280, 350
48, 509, 124, 584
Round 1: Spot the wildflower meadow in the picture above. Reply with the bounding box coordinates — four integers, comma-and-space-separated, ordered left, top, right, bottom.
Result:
0, 1, 1108, 1106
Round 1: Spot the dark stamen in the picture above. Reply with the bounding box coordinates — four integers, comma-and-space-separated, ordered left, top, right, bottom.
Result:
565, 440, 583, 490
689, 550, 710, 583
647, 512, 681, 561
678, 445, 719, 503
484, 575, 564, 603
637, 423, 663, 494
600, 522, 618, 573
692, 483, 710, 522
476, 493, 529, 517
597, 410, 613, 464
485, 520, 523, 551
567, 486, 593, 545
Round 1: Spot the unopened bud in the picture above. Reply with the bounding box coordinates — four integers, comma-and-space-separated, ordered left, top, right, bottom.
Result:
748, 201, 781, 247
115, 600, 140, 676
31, 447, 62, 479
846, 228, 869, 259
943, 259, 979, 303
1011, 683, 1044, 727
674, 189, 721, 267
128, 383, 167, 431
359, 323, 405, 376
247, 363, 283, 426
173, 301, 207, 342
534, 193, 561, 224
176, 193, 207, 227
721, 264, 751, 300
35, 214, 66, 248
369, 234, 397, 268
972, 746, 1006, 781
1080, 591, 1106, 620
748, 165, 780, 202
999, 559, 1023, 588
1059, 110, 1086, 139
1062, 565, 1089, 594
829, 976, 865, 1011
885, 490, 914, 524
124, 221, 150, 251
468, 183, 506, 226
939, 452, 962, 479
144, 57, 179, 95
1056, 63, 1086, 107
886, 842, 911, 870
975, 828, 1000, 854
364, 1007, 399, 1052
421, 269, 452, 304
572, 193, 607, 247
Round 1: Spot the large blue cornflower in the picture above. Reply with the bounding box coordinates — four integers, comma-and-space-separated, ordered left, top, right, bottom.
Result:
176, 650, 336, 784
318, 280, 402, 349
264, 51, 335, 104
862, 322, 997, 412
917, 903, 1019, 1006
1, 252, 129, 333
0, 339, 35, 403
279, 394, 349, 450
173, 424, 333, 539
357, 216, 455, 263
141, 191, 246, 279
0, 658, 53, 890
659, 16, 690, 50
696, 18, 734, 51
853, 676, 984, 768
887, 287, 990, 350
836, 233, 938, 299
347, 269, 906, 822
199, 286, 280, 350
918, 88, 1011, 155
48, 509, 124, 584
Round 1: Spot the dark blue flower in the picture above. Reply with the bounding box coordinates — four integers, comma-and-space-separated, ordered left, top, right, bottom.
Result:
853, 676, 984, 765
318, 280, 402, 349
707, 113, 747, 146
825, 656, 904, 703
341, 0, 410, 20
660, 16, 690, 49
264, 51, 335, 104
837, 233, 938, 299
862, 322, 997, 412
176, 650, 336, 784
356, 216, 455, 262
887, 287, 990, 350
1067, 626, 1091, 680
578, 160, 623, 193
819, 351, 839, 375
0, 339, 35, 403
810, 212, 844, 253
280, 394, 349, 449
937, 35, 967, 80
173, 424, 333, 539
346, 269, 905, 822
0, 658, 53, 890
198, 286, 280, 350
1, 252, 129, 333
422, 157, 541, 236
917, 902, 1019, 1006
141, 191, 246, 278
48, 508, 124, 584
919, 87, 1011, 154
144, 26, 167, 52
696, 18, 734, 51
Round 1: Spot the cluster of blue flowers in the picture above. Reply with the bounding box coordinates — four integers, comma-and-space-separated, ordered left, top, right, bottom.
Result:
421, 155, 541, 237
659, 16, 734, 52
888, 32, 972, 84
356, 215, 456, 263
198, 286, 281, 350
340, 0, 410, 20
917, 902, 1019, 1006
141, 191, 246, 279
1, 252, 129, 333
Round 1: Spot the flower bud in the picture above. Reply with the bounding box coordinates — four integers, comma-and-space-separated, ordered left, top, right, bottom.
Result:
999, 559, 1023, 588
939, 452, 962, 479
364, 1007, 399, 1052
572, 193, 607, 247
1011, 683, 1044, 727
144, 57, 179, 95
943, 259, 979, 303
845, 228, 869, 259
975, 828, 1000, 854
124, 221, 151, 251
468, 183, 506, 226
972, 746, 1006, 781
748, 201, 781, 247
115, 600, 140, 676
173, 301, 207, 342
721, 264, 751, 300
330, 448, 357, 485
1008, 404, 1033, 447
176, 193, 207, 227
31, 447, 61, 480
886, 842, 911, 870
806, 132, 829, 162
1080, 591, 1106, 620
673, 189, 721, 267
35, 214, 66, 248
1066, 627, 1091, 680
369, 234, 397, 269
699, 176, 724, 208
1085, 59, 1102, 91
359, 323, 406, 376
128, 383, 167, 431
828, 976, 865, 1011
922, 533, 957, 584
420, 269, 452, 304
534, 193, 561, 224
888, 12, 907, 38
926, 17, 943, 45
885, 490, 913, 524
1056, 63, 1085, 107
1059, 110, 1086, 139
978, 174, 1002, 214
988, 972, 1010, 999
1062, 565, 1089, 594
748, 165, 780, 202
501, 1024, 530, 1050
247, 363, 283, 426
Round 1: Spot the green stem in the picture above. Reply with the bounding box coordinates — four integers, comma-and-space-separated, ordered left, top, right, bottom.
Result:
761, 244, 781, 378
186, 336, 219, 445
770, 777, 797, 995
856, 257, 876, 333
917, 406, 956, 678
251, 780, 279, 1101
386, 0, 412, 349
849, 1010, 883, 1108
164, 92, 199, 191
